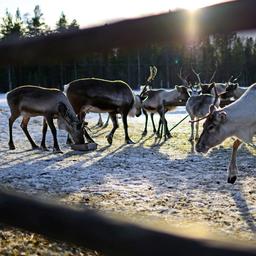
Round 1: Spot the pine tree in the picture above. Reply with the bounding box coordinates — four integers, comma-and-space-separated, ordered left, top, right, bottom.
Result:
69, 19, 79, 30
56, 12, 68, 32
0, 8, 25, 40
26, 5, 50, 37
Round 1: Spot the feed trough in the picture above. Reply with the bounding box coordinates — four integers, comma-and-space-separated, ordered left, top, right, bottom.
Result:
71, 143, 97, 151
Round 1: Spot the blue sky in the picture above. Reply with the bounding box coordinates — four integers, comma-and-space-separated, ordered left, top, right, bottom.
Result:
0, 0, 230, 29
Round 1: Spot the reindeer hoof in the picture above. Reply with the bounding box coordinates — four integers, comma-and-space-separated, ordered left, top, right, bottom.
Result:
188, 137, 194, 142
40, 146, 49, 151
227, 176, 237, 184
126, 139, 134, 144
106, 135, 113, 145
156, 133, 161, 138
142, 131, 147, 136
9, 144, 15, 150
166, 133, 172, 139
53, 148, 63, 154
32, 145, 40, 150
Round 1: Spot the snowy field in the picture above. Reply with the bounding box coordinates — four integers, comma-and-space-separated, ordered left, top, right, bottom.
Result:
0, 93, 256, 255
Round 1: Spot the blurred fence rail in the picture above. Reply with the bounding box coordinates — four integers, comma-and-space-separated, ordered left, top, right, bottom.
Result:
0, 189, 256, 256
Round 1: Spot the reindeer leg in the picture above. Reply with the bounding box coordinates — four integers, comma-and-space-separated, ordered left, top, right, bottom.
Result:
164, 116, 171, 139
157, 106, 166, 139
96, 114, 103, 127
8, 112, 19, 150
163, 109, 171, 139
106, 113, 118, 145
188, 117, 194, 141
122, 111, 134, 144
150, 113, 156, 133
156, 118, 162, 138
103, 114, 110, 128
45, 115, 62, 153
40, 118, 48, 150
78, 112, 94, 143
195, 119, 200, 141
20, 117, 39, 150
227, 139, 242, 184
142, 109, 148, 136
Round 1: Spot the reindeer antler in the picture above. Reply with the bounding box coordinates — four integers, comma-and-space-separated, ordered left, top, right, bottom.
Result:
177, 68, 189, 86
191, 66, 202, 85
146, 66, 153, 83
140, 65, 158, 97
232, 72, 241, 83
212, 83, 219, 106
209, 68, 217, 83
151, 66, 157, 81
227, 75, 234, 83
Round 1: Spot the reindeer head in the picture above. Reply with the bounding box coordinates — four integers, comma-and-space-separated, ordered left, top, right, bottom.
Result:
175, 85, 190, 102
57, 102, 85, 144
196, 105, 228, 154
129, 95, 142, 117
186, 84, 202, 97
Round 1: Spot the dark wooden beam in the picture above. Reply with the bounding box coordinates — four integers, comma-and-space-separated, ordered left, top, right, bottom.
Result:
0, 0, 255, 65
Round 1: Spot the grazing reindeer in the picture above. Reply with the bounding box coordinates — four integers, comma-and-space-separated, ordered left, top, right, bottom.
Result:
65, 78, 142, 145
7, 85, 86, 153
141, 68, 189, 139
196, 83, 256, 184
221, 82, 247, 100
186, 83, 220, 141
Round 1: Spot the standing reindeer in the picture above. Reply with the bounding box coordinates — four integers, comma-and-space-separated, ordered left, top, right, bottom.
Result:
186, 84, 220, 141
186, 68, 220, 141
7, 85, 87, 153
141, 68, 189, 139
65, 78, 142, 144
196, 83, 256, 183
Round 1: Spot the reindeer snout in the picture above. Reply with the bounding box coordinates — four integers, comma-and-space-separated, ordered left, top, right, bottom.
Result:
195, 142, 209, 154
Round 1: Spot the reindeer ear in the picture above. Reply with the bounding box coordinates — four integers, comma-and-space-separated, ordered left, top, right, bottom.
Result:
216, 111, 227, 122
175, 85, 186, 93
58, 102, 68, 117
175, 85, 180, 92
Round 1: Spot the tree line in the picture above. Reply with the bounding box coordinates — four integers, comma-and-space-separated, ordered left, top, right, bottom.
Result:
0, 5, 256, 92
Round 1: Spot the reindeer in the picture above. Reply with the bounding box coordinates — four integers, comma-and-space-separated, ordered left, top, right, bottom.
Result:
191, 67, 226, 95
186, 85, 220, 141
196, 83, 256, 184
141, 68, 189, 139
221, 82, 247, 100
141, 86, 189, 139
7, 85, 88, 153
186, 68, 239, 142
65, 78, 142, 145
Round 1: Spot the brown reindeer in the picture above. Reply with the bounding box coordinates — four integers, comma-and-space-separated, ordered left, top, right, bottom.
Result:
7, 85, 87, 153
65, 78, 142, 145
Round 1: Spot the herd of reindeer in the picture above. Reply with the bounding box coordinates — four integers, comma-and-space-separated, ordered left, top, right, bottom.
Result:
4, 66, 256, 184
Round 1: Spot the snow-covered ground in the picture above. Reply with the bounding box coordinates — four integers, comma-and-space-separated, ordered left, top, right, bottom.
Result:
0, 93, 256, 251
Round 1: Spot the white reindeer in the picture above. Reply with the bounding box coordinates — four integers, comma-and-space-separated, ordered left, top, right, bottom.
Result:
196, 83, 256, 183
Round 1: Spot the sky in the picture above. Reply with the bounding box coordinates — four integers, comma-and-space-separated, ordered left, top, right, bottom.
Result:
0, 0, 232, 29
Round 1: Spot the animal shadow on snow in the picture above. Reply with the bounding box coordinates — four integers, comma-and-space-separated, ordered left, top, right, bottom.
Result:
0, 139, 255, 235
